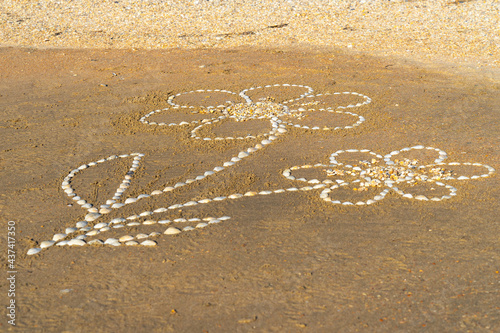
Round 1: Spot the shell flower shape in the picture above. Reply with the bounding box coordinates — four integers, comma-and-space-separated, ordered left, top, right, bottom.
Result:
139, 84, 371, 142
283, 146, 495, 206
27, 84, 374, 256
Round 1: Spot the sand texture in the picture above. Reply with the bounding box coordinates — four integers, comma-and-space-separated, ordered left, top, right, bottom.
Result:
0, 0, 499, 68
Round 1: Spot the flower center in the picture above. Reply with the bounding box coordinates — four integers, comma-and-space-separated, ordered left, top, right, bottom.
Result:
327, 158, 453, 191
223, 102, 288, 121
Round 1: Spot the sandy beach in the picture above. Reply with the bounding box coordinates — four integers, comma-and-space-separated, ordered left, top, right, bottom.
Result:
1, 0, 499, 68
1, 1, 499, 332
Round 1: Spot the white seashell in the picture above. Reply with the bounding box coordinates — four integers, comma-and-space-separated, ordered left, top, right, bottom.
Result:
127, 222, 141, 226
214, 166, 224, 172
124, 198, 137, 204
88, 239, 104, 245
125, 241, 139, 246
261, 140, 272, 145
77, 199, 87, 205
149, 232, 161, 237
238, 152, 249, 158
183, 226, 195, 231
100, 227, 110, 232
68, 239, 86, 246
86, 230, 99, 236
85, 213, 101, 222
415, 195, 428, 201
139, 211, 153, 217
76, 235, 87, 240
40, 241, 55, 249
113, 224, 124, 228
27, 248, 42, 255
244, 191, 257, 196
168, 204, 182, 209
231, 157, 241, 162
173, 218, 187, 223
164, 227, 181, 235
137, 194, 150, 199
94, 222, 108, 229
457, 176, 469, 180
228, 194, 243, 199
143, 220, 156, 225
76, 221, 88, 228
402, 194, 413, 199
119, 235, 134, 242
154, 208, 168, 213
183, 201, 198, 206
174, 182, 186, 188
99, 208, 112, 214
213, 196, 226, 201
158, 220, 171, 224
163, 186, 174, 192
198, 199, 212, 203
208, 219, 221, 224
259, 191, 272, 195
110, 218, 126, 224
65, 227, 78, 234
104, 238, 118, 245
53, 233, 67, 241
141, 240, 157, 246
204, 171, 215, 176
136, 233, 149, 239
219, 216, 231, 220
88, 207, 98, 213
196, 223, 208, 228
56, 240, 69, 246
81, 203, 93, 209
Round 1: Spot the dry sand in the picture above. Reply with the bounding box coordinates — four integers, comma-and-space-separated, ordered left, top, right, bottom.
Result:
1, 1, 499, 332
1, 0, 499, 68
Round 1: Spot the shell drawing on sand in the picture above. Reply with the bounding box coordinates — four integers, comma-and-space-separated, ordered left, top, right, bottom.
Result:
26, 83, 495, 256
27, 84, 374, 256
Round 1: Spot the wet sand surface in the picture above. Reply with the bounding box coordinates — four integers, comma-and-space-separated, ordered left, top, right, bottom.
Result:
0, 47, 499, 331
